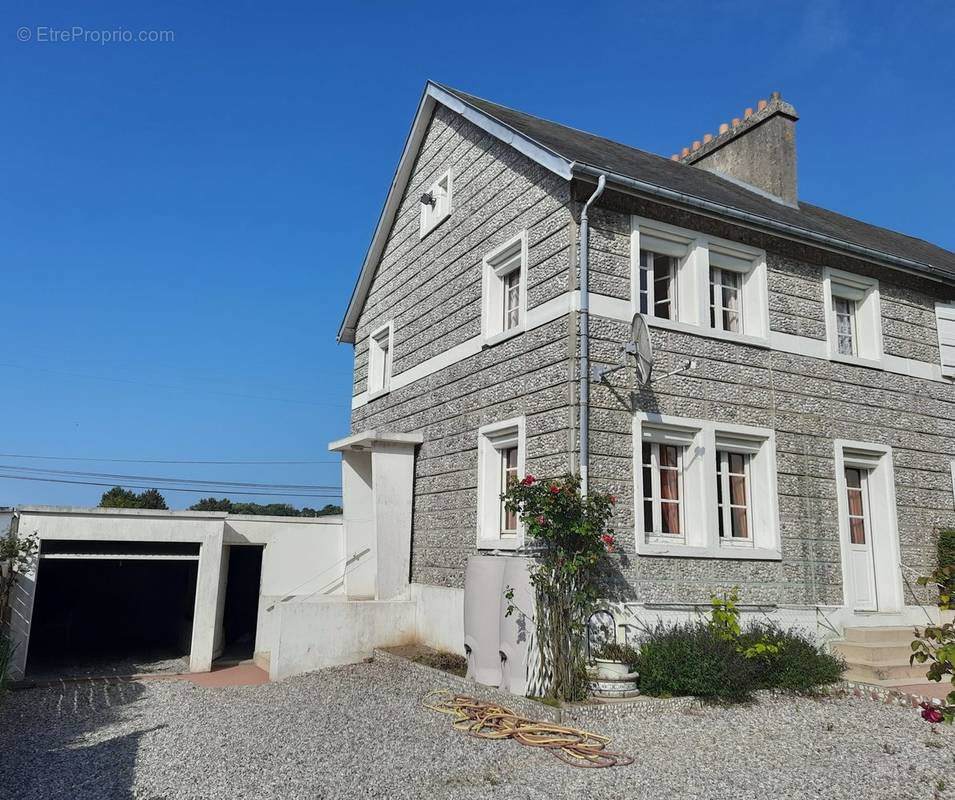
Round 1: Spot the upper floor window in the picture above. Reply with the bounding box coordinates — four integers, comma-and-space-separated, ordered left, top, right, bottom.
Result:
638, 250, 677, 319
482, 231, 528, 346
631, 217, 768, 341
823, 268, 882, 363
367, 321, 393, 397
709, 266, 742, 333
716, 450, 750, 540
937, 302, 955, 378
420, 169, 452, 238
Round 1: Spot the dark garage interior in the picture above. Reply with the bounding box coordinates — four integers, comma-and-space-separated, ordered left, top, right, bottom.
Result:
219, 545, 263, 661
26, 546, 199, 677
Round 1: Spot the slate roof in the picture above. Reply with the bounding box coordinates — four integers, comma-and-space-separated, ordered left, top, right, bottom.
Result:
440, 85, 955, 284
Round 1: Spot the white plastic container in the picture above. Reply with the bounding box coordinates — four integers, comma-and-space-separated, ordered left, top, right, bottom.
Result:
499, 557, 535, 696
463, 555, 506, 686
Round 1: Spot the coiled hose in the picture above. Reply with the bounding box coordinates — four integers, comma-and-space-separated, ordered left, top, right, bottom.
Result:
423, 690, 633, 768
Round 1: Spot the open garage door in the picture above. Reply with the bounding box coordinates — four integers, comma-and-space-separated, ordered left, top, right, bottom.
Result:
26, 540, 200, 678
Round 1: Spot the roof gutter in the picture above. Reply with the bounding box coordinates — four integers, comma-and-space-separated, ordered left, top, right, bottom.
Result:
573, 163, 954, 286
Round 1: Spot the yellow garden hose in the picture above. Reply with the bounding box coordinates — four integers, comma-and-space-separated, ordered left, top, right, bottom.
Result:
423, 690, 633, 768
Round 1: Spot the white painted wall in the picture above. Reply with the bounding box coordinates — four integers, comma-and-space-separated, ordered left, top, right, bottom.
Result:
270, 598, 416, 680
411, 583, 464, 655
7, 507, 348, 679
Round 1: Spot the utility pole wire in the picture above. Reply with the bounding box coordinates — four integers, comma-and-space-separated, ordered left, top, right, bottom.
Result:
0, 453, 341, 465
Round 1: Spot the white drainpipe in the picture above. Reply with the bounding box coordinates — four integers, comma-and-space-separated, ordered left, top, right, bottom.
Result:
578, 174, 606, 496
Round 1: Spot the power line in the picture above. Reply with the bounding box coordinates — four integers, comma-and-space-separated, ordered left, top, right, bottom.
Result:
0, 452, 341, 465
0, 361, 351, 409
0, 472, 342, 498
0, 464, 340, 491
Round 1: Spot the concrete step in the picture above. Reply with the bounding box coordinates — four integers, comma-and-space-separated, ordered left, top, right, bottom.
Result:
842, 626, 918, 645
843, 662, 930, 683
831, 641, 914, 664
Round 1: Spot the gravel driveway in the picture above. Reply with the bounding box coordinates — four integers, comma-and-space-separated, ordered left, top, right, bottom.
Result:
1, 657, 952, 800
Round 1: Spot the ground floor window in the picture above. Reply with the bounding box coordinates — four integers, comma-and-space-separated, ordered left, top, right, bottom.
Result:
635, 414, 780, 558
476, 417, 525, 549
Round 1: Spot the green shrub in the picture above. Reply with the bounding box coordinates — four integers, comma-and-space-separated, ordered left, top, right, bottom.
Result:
738, 623, 845, 692
0, 634, 13, 696
633, 621, 759, 702
940, 529, 955, 571
591, 641, 639, 667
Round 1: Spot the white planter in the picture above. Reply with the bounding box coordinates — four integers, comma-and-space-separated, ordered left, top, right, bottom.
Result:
593, 658, 633, 680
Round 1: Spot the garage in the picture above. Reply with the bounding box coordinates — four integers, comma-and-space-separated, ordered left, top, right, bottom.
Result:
25, 539, 201, 677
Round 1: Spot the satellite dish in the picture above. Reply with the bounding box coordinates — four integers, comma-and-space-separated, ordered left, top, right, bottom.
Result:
630, 313, 653, 386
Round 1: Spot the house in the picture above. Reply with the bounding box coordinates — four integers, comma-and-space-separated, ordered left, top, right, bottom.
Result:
337, 82, 955, 664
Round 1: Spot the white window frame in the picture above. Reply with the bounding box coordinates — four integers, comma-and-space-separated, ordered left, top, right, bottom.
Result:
419, 169, 452, 238
630, 216, 769, 344
481, 230, 528, 347
366, 320, 393, 398
476, 416, 526, 550
715, 449, 753, 544
935, 301, 955, 378
634, 414, 781, 559
833, 441, 904, 613
823, 267, 883, 365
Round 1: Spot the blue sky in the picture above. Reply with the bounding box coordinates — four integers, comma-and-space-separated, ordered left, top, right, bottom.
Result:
2, 1, 953, 509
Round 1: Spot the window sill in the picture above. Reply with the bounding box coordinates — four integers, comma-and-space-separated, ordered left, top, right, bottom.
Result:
420, 210, 450, 240
482, 326, 524, 349
366, 387, 391, 402
476, 537, 522, 551
636, 541, 781, 561
645, 315, 769, 349
828, 352, 884, 371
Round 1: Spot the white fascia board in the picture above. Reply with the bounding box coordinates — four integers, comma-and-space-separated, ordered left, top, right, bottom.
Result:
336, 82, 574, 344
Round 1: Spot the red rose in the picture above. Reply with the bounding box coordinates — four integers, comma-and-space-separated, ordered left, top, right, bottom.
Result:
536, 515, 547, 525
549, 484, 560, 494
609, 495, 617, 505
520, 475, 535, 486
920, 702, 944, 724
600, 533, 616, 552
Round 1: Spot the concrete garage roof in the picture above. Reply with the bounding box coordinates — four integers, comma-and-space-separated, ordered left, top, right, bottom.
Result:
338, 81, 955, 343
15, 505, 342, 523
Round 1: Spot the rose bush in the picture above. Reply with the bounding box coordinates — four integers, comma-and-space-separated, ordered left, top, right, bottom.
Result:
502, 472, 616, 702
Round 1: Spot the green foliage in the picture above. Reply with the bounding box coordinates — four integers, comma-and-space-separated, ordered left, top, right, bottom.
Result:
0, 634, 13, 695
738, 624, 844, 691
188, 498, 342, 517
939, 529, 955, 572
1, 530, 39, 629
592, 641, 639, 667
910, 621, 955, 724
633, 621, 759, 702
709, 587, 742, 641
502, 472, 616, 702
99, 486, 168, 509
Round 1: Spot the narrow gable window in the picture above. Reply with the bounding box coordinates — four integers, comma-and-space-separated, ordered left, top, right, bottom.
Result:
632, 224, 691, 321
936, 302, 955, 378
419, 169, 452, 238
709, 266, 742, 333
823, 268, 882, 363
477, 417, 525, 548
482, 231, 528, 346
366, 321, 393, 397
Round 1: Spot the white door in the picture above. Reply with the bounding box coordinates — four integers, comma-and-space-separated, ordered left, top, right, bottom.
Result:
844, 467, 877, 611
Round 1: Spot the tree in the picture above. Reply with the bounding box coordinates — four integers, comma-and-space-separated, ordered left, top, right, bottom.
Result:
99, 487, 168, 509
188, 498, 342, 517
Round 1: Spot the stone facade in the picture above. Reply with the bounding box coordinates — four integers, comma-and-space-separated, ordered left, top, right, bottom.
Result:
346, 102, 955, 614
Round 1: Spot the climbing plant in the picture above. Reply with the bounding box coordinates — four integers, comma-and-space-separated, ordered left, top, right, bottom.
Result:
912, 564, 955, 725
502, 473, 616, 702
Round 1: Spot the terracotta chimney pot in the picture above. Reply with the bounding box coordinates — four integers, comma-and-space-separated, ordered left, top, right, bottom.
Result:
719, 123, 730, 134
681, 146, 690, 158
692, 140, 701, 151
744, 107, 753, 119
703, 133, 713, 143
670, 154, 680, 161
757, 99, 768, 111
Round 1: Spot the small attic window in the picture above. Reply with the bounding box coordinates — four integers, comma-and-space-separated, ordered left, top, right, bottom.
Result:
420, 170, 452, 238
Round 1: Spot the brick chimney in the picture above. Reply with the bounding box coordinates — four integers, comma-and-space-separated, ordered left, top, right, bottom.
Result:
671, 92, 799, 207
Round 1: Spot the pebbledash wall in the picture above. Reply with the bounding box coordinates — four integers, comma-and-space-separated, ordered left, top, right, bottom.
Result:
348, 104, 955, 643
